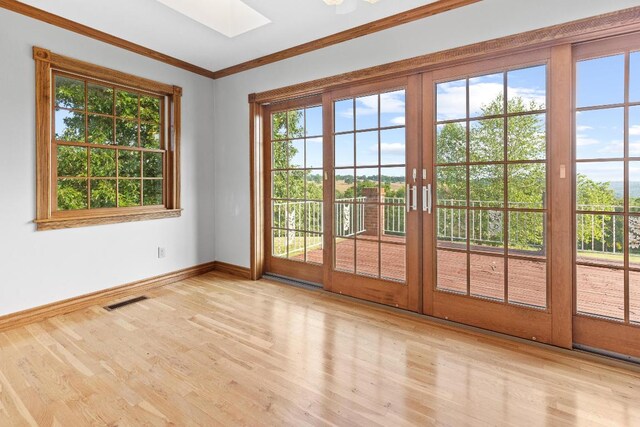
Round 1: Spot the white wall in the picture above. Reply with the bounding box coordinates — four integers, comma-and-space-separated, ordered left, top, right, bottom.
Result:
213, 0, 640, 268
0, 9, 216, 316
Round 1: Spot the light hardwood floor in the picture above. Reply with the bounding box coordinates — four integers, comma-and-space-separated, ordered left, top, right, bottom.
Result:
1, 272, 639, 426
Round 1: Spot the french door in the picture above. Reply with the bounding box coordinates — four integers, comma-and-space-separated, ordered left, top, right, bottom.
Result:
422, 50, 555, 342
572, 34, 640, 358
324, 77, 421, 311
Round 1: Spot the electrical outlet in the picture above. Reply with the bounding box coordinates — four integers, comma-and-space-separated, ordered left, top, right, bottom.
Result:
158, 247, 166, 259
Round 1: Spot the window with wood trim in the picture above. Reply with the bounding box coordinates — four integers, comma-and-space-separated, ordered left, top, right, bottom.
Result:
34, 47, 181, 230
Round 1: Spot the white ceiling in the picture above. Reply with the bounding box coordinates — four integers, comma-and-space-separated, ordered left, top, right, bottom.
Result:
18, 0, 437, 71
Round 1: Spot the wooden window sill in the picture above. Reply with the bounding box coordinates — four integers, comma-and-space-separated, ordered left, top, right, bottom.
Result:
34, 209, 182, 231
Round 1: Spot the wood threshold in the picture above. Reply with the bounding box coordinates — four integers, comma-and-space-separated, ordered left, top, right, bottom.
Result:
212, 0, 480, 79
35, 209, 183, 231
0, 261, 216, 332
251, 6, 640, 103
0, 0, 216, 79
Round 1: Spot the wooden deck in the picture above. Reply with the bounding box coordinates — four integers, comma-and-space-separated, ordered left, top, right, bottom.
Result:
307, 239, 640, 321
1, 271, 639, 426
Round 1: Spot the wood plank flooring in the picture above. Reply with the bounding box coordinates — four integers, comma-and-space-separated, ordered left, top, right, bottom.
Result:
1, 271, 639, 426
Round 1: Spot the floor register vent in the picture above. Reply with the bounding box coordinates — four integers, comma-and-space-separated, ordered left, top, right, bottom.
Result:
104, 296, 149, 311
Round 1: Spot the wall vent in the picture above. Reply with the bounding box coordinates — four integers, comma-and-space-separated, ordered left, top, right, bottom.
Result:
104, 296, 149, 311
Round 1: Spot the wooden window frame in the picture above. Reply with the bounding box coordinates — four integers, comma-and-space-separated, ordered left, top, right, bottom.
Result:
33, 47, 182, 230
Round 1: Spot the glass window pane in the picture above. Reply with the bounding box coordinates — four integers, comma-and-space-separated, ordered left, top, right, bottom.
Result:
381, 167, 405, 205
306, 171, 323, 201
288, 170, 305, 199
575, 108, 624, 159
437, 208, 467, 249
55, 109, 85, 142
469, 72, 504, 118
116, 119, 138, 147
508, 114, 546, 161
436, 79, 466, 122
90, 148, 116, 177
509, 212, 545, 256
90, 179, 116, 208
335, 99, 354, 133
272, 201, 287, 229
306, 137, 323, 168
381, 243, 405, 282
629, 216, 640, 269
272, 140, 287, 169
143, 180, 162, 206
437, 250, 467, 293
272, 171, 287, 199
290, 139, 305, 169
335, 238, 355, 273
576, 214, 624, 267
272, 229, 287, 258
469, 209, 504, 253
437, 166, 467, 206
469, 164, 504, 208
356, 94, 378, 130
356, 168, 379, 199
118, 150, 141, 177
507, 65, 546, 113
57, 146, 87, 177
334, 171, 354, 202
576, 54, 625, 108
306, 232, 323, 264
629, 106, 640, 157
576, 162, 623, 212
335, 203, 355, 237
470, 254, 504, 301
288, 110, 304, 139
287, 201, 305, 231
88, 115, 114, 145
305, 199, 323, 232
576, 265, 624, 321
335, 133, 354, 167
357, 201, 379, 240
380, 128, 405, 166
356, 130, 378, 166
287, 230, 305, 260
55, 76, 84, 110
436, 122, 466, 164
356, 239, 379, 277
469, 118, 504, 162
272, 112, 287, 140
57, 179, 87, 210
116, 90, 138, 118
305, 106, 322, 137
508, 163, 546, 209
380, 90, 405, 128
87, 83, 113, 115
118, 179, 141, 207
143, 152, 163, 178
508, 259, 546, 308
629, 271, 640, 324
140, 96, 160, 123
140, 123, 160, 149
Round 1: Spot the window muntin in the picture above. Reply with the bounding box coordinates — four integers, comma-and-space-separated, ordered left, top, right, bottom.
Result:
434, 64, 549, 309
574, 51, 640, 324
270, 105, 324, 264
53, 72, 164, 211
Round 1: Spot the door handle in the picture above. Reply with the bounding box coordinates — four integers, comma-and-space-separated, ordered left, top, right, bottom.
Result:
423, 184, 432, 214
406, 184, 410, 212
412, 185, 418, 211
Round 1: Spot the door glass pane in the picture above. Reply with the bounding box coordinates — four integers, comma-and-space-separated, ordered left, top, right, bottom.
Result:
576, 54, 625, 108
436, 122, 466, 164
507, 114, 546, 161
576, 265, 624, 321
470, 254, 504, 301
508, 164, 546, 209
469, 73, 504, 118
469, 118, 504, 162
437, 208, 467, 249
469, 165, 504, 208
629, 271, 640, 324
576, 162, 624, 212
437, 250, 467, 293
508, 259, 546, 308
629, 106, 640, 157
507, 65, 546, 112
306, 106, 323, 137
576, 214, 624, 267
436, 79, 466, 122
334, 99, 354, 133
509, 212, 545, 256
333, 90, 406, 283
575, 108, 624, 159
436, 166, 467, 206
469, 210, 504, 253
306, 233, 323, 264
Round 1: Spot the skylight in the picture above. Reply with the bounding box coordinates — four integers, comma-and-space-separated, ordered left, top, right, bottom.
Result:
155, 0, 271, 38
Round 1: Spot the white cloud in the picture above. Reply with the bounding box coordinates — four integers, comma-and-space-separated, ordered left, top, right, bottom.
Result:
379, 142, 405, 153
630, 125, 640, 136
390, 116, 405, 126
